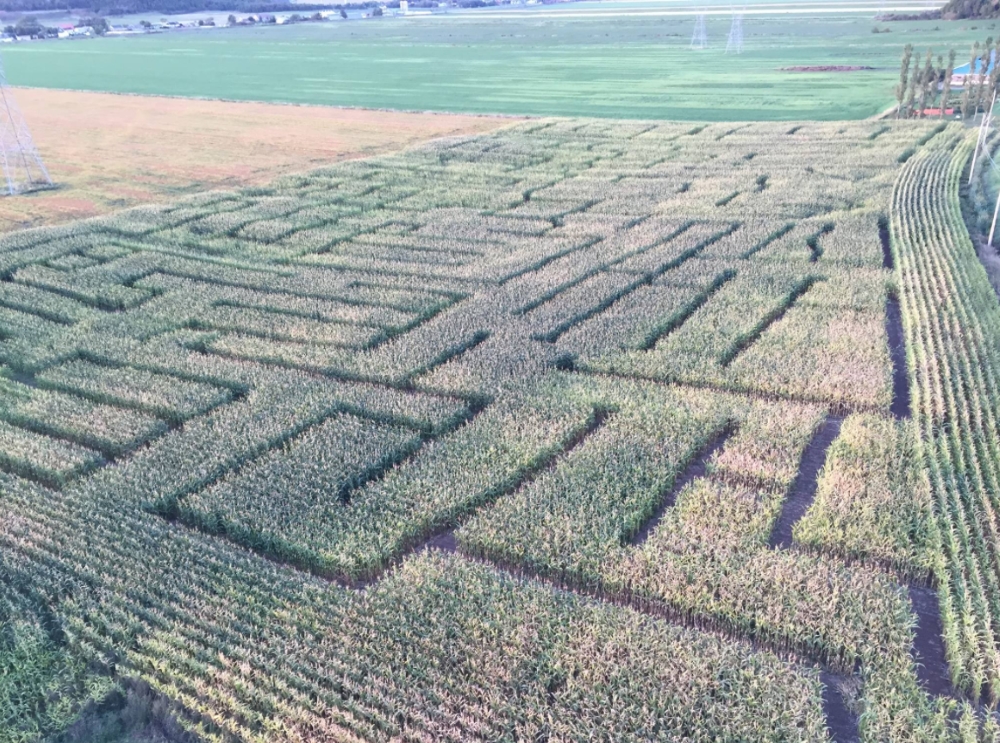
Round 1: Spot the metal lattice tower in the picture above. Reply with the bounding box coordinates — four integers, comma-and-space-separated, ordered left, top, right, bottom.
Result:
726, 8, 744, 54
0, 51, 51, 196
690, 12, 707, 50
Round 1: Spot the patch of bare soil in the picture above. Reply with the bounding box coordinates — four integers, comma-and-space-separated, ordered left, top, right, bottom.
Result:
0, 88, 515, 233
908, 586, 954, 697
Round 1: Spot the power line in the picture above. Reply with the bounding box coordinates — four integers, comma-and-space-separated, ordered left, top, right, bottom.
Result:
971, 98, 1000, 247
971, 89, 997, 185
0, 50, 52, 197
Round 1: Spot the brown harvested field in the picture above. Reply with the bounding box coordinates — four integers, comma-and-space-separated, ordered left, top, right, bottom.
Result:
0, 88, 514, 232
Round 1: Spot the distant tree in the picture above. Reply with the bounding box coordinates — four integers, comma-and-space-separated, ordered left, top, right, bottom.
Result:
227, 12, 236, 23
975, 38, 995, 114
942, 49, 956, 116
936, 59, 947, 110
915, 49, 933, 117
896, 44, 913, 118
311, 11, 322, 19
13, 15, 45, 35
286, 11, 301, 21
988, 37, 1000, 108
962, 42, 980, 118
340, 7, 347, 16
904, 57, 920, 118
372, 6, 382, 14
77, 15, 109, 33
925, 51, 937, 113
943, 0, 1000, 20
3, 24, 14, 35
139, 18, 151, 26
0, 0, 343, 16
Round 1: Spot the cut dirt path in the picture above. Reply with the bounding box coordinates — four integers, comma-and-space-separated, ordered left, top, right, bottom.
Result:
0, 88, 514, 233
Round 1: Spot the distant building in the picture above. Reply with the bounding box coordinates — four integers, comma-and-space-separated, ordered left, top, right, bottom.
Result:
400, 0, 409, 12
58, 26, 92, 38
953, 50, 996, 87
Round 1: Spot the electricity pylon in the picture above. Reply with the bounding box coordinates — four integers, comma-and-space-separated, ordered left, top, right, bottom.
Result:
690, 12, 707, 50
726, 8, 744, 54
0, 51, 52, 196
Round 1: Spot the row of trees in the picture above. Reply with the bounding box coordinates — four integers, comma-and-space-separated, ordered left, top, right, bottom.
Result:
895, 45, 957, 118
225, 9, 343, 24
896, 37, 1000, 119
2, 13, 106, 36
0, 0, 370, 13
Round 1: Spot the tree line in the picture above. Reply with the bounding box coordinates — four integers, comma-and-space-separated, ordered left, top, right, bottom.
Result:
940, 0, 1000, 20
896, 37, 1000, 118
0, 0, 366, 14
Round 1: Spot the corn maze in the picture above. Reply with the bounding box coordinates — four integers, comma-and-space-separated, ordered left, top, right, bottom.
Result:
1, 118, 998, 742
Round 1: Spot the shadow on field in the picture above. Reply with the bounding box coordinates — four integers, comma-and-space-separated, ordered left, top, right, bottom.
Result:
53, 679, 199, 743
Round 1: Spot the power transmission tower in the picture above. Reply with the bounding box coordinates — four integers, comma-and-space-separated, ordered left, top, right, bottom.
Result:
726, 8, 744, 54
0, 51, 51, 196
690, 12, 707, 50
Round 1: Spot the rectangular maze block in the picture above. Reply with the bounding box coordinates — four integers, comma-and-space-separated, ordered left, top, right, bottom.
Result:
36, 359, 233, 422
0, 418, 102, 487
0, 383, 167, 456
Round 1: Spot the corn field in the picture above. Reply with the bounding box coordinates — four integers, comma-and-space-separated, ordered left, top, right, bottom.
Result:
0, 118, 997, 742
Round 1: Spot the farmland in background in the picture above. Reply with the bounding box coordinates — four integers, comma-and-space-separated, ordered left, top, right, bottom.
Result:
1, 8, 990, 120
3, 117, 1000, 741
0, 88, 506, 233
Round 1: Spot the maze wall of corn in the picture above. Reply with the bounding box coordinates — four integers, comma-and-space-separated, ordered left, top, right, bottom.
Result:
2, 118, 997, 742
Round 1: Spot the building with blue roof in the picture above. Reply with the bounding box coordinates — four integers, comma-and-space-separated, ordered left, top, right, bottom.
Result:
953, 49, 997, 86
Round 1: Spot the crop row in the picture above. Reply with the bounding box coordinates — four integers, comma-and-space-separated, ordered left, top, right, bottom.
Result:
0, 473, 834, 743
892, 126, 1000, 704
582, 261, 894, 413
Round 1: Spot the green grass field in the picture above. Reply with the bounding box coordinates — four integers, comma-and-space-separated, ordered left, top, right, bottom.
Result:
2, 7, 993, 119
